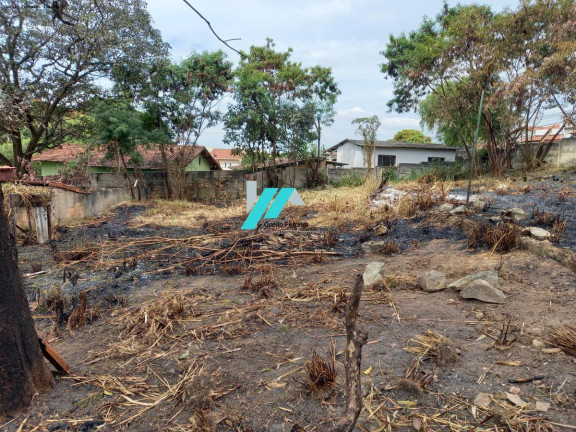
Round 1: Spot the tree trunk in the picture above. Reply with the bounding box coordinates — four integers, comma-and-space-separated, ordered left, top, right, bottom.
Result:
0, 186, 52, 419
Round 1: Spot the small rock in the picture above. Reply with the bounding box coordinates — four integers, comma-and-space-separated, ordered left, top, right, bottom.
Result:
437, 203, 454, 212
473, 200, 487, 212
473, 393, 492, 409
450, 205, 467, 216
502, 207, 526, 221
532, 339, 545, 349
374, 225, 389, 237
449, 270, 500, 291
509, 386, 521, 395
361, 240, 387, 254
523, 226, 551, 241
363, 262, 386, 287
459, 280, 506, 304
506, 393, 527, 407
531, 401, 550, 412
417, 270, 446, 292
526, 327, 543, 336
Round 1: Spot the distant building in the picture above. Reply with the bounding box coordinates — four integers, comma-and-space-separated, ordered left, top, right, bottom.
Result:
208, 148, 242, 170
519, 124, 575, 143
33, 143, 221, 176
325, 139, 457, 169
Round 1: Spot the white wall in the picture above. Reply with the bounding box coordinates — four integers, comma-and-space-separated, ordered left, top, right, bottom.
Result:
374, 147, 456, 165
336, 141, 456, 168
336, 142, 366, 167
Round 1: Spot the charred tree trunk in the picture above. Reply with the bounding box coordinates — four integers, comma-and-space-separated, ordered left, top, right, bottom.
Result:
329, 275, 368, 432
0, 186, 52, 419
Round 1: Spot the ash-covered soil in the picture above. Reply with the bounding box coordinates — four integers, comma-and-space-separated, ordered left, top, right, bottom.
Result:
6, 178, 576, 432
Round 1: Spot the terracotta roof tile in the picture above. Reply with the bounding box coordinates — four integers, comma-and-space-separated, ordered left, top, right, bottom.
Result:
210, 148, 242, 161
33, 144, 219, 170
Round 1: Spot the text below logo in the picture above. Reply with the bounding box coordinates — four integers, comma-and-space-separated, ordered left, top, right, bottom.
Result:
242, 181, 304, 230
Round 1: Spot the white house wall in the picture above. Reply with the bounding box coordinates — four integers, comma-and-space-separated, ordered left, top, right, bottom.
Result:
336, 142, 456, 168
336, 142, 366, 167
374, 147, 456, 165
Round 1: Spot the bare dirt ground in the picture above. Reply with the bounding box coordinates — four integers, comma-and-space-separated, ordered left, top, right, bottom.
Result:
3, 174, 576, 432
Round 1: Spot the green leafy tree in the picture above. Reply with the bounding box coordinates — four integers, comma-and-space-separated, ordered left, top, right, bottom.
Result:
225, 39, 339, 186
115, 51, 233, 198
352, 115, 381, 177
381, 1, 574, 174
392, 129, 431, 143
0, 0, 167, 175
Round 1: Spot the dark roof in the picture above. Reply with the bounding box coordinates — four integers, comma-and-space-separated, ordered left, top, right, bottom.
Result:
326, 139, 457, 152
34, 143, 221, 170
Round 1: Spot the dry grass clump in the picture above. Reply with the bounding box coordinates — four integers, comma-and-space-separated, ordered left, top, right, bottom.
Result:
468, 222, 518, 253
242, 265, 278, 298
551, 219, 567, 244
405, 330, 458, 366
372, 274, 417, 292
378, 240, 401, 255
132, 199, 244, 229
323, 230, 340, 248
415, 192, 436, 211
397, 359, 435, 394
124, 292, 189, 340
303, 351, 337, 394
57, 244, 100, 262
534, 208, 564, 227
547, 324, 576, 356
332, 291, 348, 313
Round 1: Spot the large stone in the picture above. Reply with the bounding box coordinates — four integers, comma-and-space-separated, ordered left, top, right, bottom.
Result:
449, 205, 467, 216
437, 203, 454, 212
472, 200, 487, 212
502, 207, 527, 221
361, 240, 387, 254
448, 270, 500, 291
363, 262, 386, 286
417, 270, 446, 292
523, 226, 551, 241
459, 280, 506, 304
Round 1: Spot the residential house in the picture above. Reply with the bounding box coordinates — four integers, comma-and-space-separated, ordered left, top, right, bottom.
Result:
208, 148, 242, 170
326, 139, 457, 169
33, 143, 221, 176
519, 124, 575, 143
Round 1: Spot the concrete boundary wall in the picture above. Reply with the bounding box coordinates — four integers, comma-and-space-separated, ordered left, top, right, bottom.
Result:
511, 138, 576, 168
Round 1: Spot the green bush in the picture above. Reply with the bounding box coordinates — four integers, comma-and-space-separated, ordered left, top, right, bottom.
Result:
402, 161, 468, 183
330, 171, 366, 187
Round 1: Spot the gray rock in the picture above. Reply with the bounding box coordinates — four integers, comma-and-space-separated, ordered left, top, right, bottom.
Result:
502, 207, 526, 221
363, 262, 385, 286
437, 203, 454, 212
361, 240, 387, 254
417, 270, 446, 292
459, 280, 506, 304
450, 205, 467, 216
472, 200, 487, 212
449, 270, 500, 291
523, 226, 551, 241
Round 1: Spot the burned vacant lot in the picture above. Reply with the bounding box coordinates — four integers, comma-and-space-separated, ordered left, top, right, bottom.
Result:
5, 175, 576, 432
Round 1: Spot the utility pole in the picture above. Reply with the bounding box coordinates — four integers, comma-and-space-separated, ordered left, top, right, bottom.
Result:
466, 90, 485, 209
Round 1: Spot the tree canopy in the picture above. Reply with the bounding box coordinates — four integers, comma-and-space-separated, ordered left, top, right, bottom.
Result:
0, 0, 168, 174
392, 129, 431, 143
224, 39, 339, 183
381, 0, 576, 174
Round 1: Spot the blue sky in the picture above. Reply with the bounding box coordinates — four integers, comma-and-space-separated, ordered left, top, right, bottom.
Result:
146, 0, 517, 149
